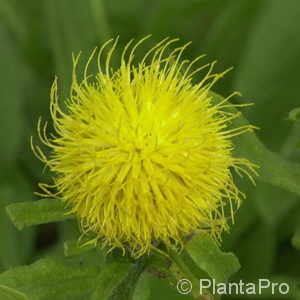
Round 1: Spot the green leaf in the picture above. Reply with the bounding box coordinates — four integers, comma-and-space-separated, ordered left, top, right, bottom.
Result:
233, 119, 300, 198
211, 92, 300, 197
64, 239, 97, 257
6, 198, 74, 230
288, 107, 300, 123
43, 0, 111, 101
226, 276, 300, 299
0, 24, 25, 168
88, 0, 111, 41
234, 0, 300, 151
91, 262, 132, 300
234, 223, 276, 281
134, 271, 194, 300
0, 252, 102, 300
92, 255, 148, 300
222, 198, 257, 251
0, 170, 35, 269
201, 0, 263, 96
184, 232, 240, 283
0, 0, 27, 42
133, 272, 151, 300
0, 239, 148, 300
147, 234, 237, 298
0, 285, 29, 300
292, 225, 300, 251
0, 25, 36, 266
251, 183, 298, 227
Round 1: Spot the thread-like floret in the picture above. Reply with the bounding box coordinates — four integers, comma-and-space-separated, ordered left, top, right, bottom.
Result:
33, 37, 257, 257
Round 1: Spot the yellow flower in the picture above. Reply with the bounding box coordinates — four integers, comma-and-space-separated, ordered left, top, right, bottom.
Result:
33, 37, 256, 258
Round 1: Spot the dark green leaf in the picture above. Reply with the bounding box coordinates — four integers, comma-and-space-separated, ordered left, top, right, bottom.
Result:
0, 253, 102, 300
0, 0, 27, 42
0, 24, 25, 168
92, 255, 148, 300
252, 183, 298, 227
234, 0, 300, 151
0, 170, 35, 269
212, 92, 300, 197
91, 262, 132, 300
234, 223, 276, 281
292, 225, 300, 251
134, 271, 194, 300
222, 198, 257, 251
226, 276, 300, 299
6, 198, 74, 230
43, 0, 111, 100
201, 0, 263, 96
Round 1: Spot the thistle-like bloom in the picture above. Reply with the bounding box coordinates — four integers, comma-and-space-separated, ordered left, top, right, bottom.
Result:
33, 37, 256, 257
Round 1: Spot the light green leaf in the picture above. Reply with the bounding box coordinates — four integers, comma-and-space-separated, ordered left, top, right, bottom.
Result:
184, 232, 240, 283
0, 285, 28, 300
133, 272, 151, 300
89, 0, 111, 41
288, 107, 300, 123
6, 198, 74, 230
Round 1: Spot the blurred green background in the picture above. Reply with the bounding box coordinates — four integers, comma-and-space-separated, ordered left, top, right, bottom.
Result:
0, 0, 300, 299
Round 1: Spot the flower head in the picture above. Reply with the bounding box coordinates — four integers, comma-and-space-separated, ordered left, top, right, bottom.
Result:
33, 37, 256, 257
